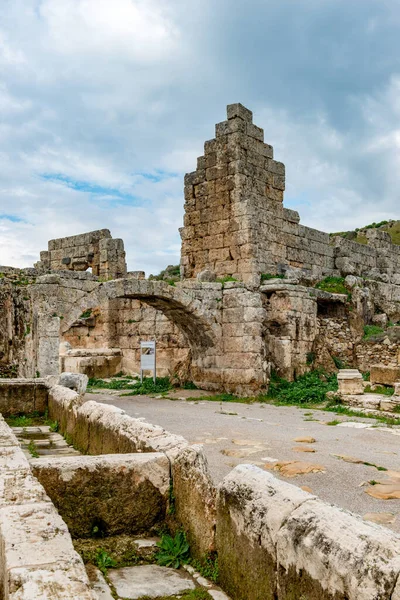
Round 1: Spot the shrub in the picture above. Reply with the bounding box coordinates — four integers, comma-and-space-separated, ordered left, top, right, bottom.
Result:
268, 370, 338, 404
156, 532, 190, 568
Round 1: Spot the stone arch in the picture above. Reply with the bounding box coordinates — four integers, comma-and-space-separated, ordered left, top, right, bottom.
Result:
61, 279, 218, 359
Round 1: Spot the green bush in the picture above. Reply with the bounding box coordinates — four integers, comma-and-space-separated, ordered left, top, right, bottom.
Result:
156, 532, 189, 568
268, 370, 338, 404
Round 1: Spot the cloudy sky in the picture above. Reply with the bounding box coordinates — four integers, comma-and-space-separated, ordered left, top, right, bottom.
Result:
1, 0, 400, 274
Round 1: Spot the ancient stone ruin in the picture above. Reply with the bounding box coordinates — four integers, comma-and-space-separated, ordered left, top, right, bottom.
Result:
2, 103, 400, 395
1, 104, 400, 598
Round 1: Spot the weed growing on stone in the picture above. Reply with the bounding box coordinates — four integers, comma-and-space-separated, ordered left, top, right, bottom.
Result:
215, 276, 237, 287
364, 384, 394, 396
94, 549, 117, 574
88, 376, 172, 396
260, 273, 285, 282
363, 325, 385, 340
6, 414, 33, 427
27, 439, 39, 458
139, 590, 211, 600
5, 411, 45, 427
156, 532, 190, 569
80, 309, 92, 319
168, 480, 176, 515
332, 356, 347, 370
190, 553, 219, 583
326, 420, 341, 426
182, 381, 198, 390
315, 276, 351, 299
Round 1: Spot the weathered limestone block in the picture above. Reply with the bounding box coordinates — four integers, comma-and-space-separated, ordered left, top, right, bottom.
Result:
337, 369, 364, 395
0, 379, 48, 417
216, 464, 400, 600
380, 397, 400, 412
47, 384, 83, 443
216, 465, 315, 600
370, 364, 400, 385
0, 470, 50, 508
0, 502, 94, 599
277, 497, 400, 600
372, 313, 388, 328
31, 453, 170, 538
8, 565, 97, 599
172, 445, 216, 559
58, 372, 88, 395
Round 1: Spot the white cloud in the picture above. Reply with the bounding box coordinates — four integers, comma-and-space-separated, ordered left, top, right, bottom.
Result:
0, 0, 400, 276
39, 0, 179, 62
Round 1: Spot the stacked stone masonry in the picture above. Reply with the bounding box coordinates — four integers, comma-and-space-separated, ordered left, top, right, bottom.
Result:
35, 229, 127, 280
2, 103, 400, 389
180, 104, 400, 288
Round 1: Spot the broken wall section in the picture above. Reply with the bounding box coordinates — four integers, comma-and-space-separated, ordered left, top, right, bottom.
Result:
36, 229, 127, 280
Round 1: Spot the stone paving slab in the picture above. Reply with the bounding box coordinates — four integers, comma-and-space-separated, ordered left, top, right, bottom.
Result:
12, 425, 81, 459
108, 565, 196, 599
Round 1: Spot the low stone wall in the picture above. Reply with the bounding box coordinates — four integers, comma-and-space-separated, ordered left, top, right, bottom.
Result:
0, 378, 48, 416
60, 347, 122, 379
48, 384, 217, 559
31, 453, 170, 538
216, 464, 400, 600
0, 416, 95, 599
46, 383, 400, 599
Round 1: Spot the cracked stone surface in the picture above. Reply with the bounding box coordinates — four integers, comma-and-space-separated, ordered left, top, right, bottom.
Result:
107, 565, 196, 599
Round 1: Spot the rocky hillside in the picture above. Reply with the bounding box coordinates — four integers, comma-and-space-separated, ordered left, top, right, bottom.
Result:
331, 220, 400, 245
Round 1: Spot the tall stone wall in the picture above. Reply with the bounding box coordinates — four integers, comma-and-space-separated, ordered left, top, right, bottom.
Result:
36, 229, 127, 280
181, 103, 400, 286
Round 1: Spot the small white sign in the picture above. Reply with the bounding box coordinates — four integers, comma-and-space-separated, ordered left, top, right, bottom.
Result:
140, 341, 156, 383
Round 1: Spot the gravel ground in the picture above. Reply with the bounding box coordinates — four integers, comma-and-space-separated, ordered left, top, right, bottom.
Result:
85, 390, 400, 533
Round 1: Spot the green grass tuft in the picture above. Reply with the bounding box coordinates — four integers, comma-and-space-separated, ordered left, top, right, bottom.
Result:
315, 276, 351, 299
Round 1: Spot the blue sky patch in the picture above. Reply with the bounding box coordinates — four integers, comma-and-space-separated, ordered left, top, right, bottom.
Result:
0, 214, 24, 223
